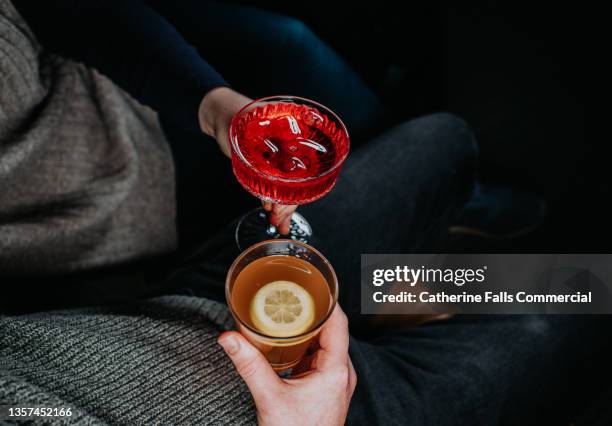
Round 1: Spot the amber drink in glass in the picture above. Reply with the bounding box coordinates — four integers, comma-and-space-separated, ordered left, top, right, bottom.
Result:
226, 239, 338, 372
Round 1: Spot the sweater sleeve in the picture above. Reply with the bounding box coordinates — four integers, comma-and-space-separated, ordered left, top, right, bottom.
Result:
13, 0, 228, 133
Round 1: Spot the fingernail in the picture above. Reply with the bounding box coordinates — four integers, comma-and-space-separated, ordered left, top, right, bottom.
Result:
218, 336, 239, 355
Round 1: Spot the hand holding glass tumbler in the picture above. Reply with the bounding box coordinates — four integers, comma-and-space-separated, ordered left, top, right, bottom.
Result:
225, 239, 338, 372
218, 305, 356, 426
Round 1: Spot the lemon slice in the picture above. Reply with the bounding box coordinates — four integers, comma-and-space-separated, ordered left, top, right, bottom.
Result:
250, 280, 315, 337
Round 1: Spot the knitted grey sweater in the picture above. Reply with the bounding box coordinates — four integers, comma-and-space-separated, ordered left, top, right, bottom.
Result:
0, 296, 257, 425
0, 2, 256, 423
0, 0, 176, 274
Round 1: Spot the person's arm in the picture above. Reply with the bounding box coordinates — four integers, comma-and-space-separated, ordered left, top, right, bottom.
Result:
15, 0, 298, 233
218, 306, 357, 425
14, 0, 226, 134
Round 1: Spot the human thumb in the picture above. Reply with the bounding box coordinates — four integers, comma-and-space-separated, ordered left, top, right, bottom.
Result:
218, 331, 282, 399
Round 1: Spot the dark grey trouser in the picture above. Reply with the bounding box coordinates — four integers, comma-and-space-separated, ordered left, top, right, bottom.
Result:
165, 113, 612, 425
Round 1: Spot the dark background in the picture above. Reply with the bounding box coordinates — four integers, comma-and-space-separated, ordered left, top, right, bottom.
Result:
254, 0, 601, 252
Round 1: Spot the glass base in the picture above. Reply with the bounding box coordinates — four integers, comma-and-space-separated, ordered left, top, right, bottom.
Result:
235, 207, 312, 251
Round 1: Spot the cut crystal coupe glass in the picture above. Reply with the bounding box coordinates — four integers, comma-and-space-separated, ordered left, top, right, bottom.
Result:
229, 96, 350, 249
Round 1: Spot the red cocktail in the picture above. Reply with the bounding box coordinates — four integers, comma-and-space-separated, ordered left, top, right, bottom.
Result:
229, 96, 350, 248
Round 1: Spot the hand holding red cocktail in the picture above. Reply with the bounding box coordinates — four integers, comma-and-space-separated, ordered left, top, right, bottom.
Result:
198, 88, 298, 235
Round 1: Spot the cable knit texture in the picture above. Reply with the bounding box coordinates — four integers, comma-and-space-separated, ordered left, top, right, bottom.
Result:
0, 296, 257, 425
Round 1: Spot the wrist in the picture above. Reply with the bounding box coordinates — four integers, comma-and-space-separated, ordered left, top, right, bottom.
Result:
198, 86, 231, 138
198, 87, 253, 158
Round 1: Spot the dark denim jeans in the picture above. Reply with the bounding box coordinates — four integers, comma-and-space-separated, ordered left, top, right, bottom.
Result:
157, 2, 611, 425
